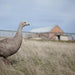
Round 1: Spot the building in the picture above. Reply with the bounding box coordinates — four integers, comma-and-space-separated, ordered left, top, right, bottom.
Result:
26, 25, 64, 40
59, 35, 69, 41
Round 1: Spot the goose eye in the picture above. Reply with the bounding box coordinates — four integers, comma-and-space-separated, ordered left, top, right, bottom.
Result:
24, 22, 26, 23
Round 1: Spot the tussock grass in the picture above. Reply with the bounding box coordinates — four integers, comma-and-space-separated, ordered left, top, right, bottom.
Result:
0, 39, 75, 75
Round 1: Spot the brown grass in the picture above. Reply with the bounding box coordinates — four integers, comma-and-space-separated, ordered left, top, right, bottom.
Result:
0, 39, 75, 75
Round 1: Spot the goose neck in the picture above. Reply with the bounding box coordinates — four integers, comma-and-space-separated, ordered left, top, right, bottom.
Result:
14, 25, 23, 38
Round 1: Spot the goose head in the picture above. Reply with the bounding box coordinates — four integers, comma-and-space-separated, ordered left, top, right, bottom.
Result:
20, 21, 30, 27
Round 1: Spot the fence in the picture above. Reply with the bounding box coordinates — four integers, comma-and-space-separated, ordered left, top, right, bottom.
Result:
25, 32, 75, 41
0, 30, 26, 37
0, 30, 75, 41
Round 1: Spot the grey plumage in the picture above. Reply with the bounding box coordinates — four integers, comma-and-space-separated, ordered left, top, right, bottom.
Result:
0, 21, 29, 62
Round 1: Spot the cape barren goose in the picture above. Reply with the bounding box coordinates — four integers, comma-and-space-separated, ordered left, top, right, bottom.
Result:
0, 21, 30, 64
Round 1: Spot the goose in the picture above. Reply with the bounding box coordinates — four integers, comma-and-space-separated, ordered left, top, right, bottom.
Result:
0, 21, 30, 64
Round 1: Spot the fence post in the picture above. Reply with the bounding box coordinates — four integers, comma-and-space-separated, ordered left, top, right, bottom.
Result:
12, 32, 14, 37
39, 33, 40, 38
48, 32, 50, 39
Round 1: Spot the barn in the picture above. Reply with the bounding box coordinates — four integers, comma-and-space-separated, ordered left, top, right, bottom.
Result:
27, 25, 64, 40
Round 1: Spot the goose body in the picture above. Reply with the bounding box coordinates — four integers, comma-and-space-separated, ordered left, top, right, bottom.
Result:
0, 37, 22, 58
0, 21, 29, 63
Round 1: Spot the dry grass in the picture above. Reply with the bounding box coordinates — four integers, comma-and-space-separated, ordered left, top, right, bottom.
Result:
0, 39, 75, 75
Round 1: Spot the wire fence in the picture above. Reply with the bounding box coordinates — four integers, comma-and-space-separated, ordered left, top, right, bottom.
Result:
0, 30, 75, 41
0, 30, 26, 37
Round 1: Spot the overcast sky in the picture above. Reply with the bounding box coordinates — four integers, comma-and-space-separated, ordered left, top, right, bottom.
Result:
0, 0, 75, 32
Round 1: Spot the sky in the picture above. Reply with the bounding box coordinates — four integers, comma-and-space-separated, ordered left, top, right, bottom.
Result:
0, 0, 75, 33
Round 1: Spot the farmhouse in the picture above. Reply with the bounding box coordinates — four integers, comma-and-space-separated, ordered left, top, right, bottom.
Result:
26, 25, 64, 40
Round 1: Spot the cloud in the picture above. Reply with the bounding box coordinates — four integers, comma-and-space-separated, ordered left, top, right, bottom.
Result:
0, 0, 75, 32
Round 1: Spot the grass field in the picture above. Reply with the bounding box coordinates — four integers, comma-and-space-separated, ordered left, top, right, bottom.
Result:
0, 39, 75, 75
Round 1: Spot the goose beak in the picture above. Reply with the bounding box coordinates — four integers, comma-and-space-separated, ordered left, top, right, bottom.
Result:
26, 22, 30, 25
